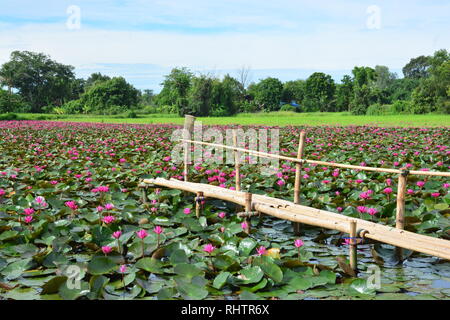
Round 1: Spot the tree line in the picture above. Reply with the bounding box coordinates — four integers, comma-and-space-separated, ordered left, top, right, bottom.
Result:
0, 49, 449, 116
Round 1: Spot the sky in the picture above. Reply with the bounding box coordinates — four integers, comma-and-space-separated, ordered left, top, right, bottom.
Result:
0, 0, 449, 92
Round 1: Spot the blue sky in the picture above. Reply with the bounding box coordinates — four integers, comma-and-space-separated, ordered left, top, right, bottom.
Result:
0, 0, 449, 92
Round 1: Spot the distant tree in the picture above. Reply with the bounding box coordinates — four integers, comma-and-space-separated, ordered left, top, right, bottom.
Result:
282, 80, 305, 104
303, 72, 336, 112
236, 65, 252, 90
140, 89, 154, 105
158, 67, 193, 116
374, 65, 397, 90
335, 75, 354, 112
187, 75, 214, 116
0, 88, 27, 113
402, 55, 431, 79
349, 67, 376, 114
0, 51, 76, 112
85, 73, 111, 89
219, 74, 243, 115
251, 77, 283, 111
75, 77, 140, 114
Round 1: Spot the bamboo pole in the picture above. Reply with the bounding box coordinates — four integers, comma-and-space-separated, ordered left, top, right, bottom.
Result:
180, 139, 450, 177
349, 220, 357, 272
395, 172, 408, 260
232, 130, 241, 192
143, 178, 450, 260
293, 131, 306, 235
183, 116, 196, 182
196, 191, 204, 219
243, 192, 252, 234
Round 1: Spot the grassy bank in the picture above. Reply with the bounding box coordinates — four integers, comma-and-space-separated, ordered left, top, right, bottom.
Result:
10, 112, 450, 127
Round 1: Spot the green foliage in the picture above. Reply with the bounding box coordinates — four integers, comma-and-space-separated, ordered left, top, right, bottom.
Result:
280, 104, 297, 112
250, 77, 284, 112
0, 88, 28, 113
303, 72, 336, 112
0, 51, 76, 112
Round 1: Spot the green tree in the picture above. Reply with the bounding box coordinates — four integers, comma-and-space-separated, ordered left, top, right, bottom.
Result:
402, 55, 431, 79
335, 75, 353, 112
73, 77, 140, 114
282, 80, 305, 104
158, 68, 193, 116
0, 51, 76, 112
85, 73, 111, 89
251, 77, 283, 111
187, 75, 214, 116
350, 67, 376, 114
303, 72, 336, 112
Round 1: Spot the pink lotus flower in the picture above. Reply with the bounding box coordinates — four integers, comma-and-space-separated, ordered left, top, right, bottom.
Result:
256, 246, 267, 256
102, 216, 115, 224
277, 180, 285, 186
153, 226, 164, 234
337, 207, 343, 212
65, 201, 78, 210
0, 189, 5, 197
442, 183, 449, 189
294, 239, 304, 248
119, 265, 127, 273
407, 189, 414, 195
416, 181, 425, 188
357, 206, 367, 214
23, 208, 35, 216
105, 203, 115, 210
112, 231, 122, 239
241, 221, 249, 230
35, 196, 45, 204
367, 208, 378, 216
386, 178, 392, 186
119, 158, 126, 163
203, 244, 216, 254
322, 180, 331, 184
218, 212, 226, 219
359, 191, 371, 200
183, 208, 191, 215
383, 187, 393, 194
136, 229, 148, 239
97, 206, 105, 212
24, 216, 33, 224
102, 246, 112, 255
431, 192, 440, 198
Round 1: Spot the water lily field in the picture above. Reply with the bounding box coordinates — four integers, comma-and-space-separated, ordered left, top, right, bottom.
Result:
0, 120, 449, 300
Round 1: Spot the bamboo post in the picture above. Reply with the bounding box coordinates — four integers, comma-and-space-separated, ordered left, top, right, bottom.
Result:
183, 115, 196, 182
195, 191, 204, 219
395, 170, 408, 260
232, 130, 241, 192
244, 192, 252, 234
293, 130, 306, 235
349, 220, 357, 272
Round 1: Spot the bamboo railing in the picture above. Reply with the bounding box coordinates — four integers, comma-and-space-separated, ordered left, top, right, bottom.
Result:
143, 177, 450, 261
141, 116, 450, 269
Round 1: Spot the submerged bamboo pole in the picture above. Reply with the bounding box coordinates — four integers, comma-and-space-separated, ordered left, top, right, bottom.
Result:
243, 192, 252, 234
395, 172, 408, 260
196, 191, 204, 219
183, 115, 196, 182
349, 220, 357, 272
143, 178, 450, 260
293, 131, 306, 235
180, 139, 450, 177
232, 130, 241, 192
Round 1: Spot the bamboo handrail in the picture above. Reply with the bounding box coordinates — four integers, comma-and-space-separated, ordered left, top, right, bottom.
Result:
143, 178, 450, 261
180, 139, 450, 177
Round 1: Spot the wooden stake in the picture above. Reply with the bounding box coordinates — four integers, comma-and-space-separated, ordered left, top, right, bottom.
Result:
196, 191, 204, 219
232, 130, 241, 192
244, 192, 252, 234
183, 115, 196, 182
395, 172, 408, 260
349, 220, 357, 272
293, 130, 306, 235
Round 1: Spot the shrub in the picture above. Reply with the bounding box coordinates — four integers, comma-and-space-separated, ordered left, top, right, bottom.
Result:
280, 104, 297, 112
126, 111, 138, 118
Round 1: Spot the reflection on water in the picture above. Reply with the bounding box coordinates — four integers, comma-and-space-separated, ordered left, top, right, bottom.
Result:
254, 217, 450, 299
